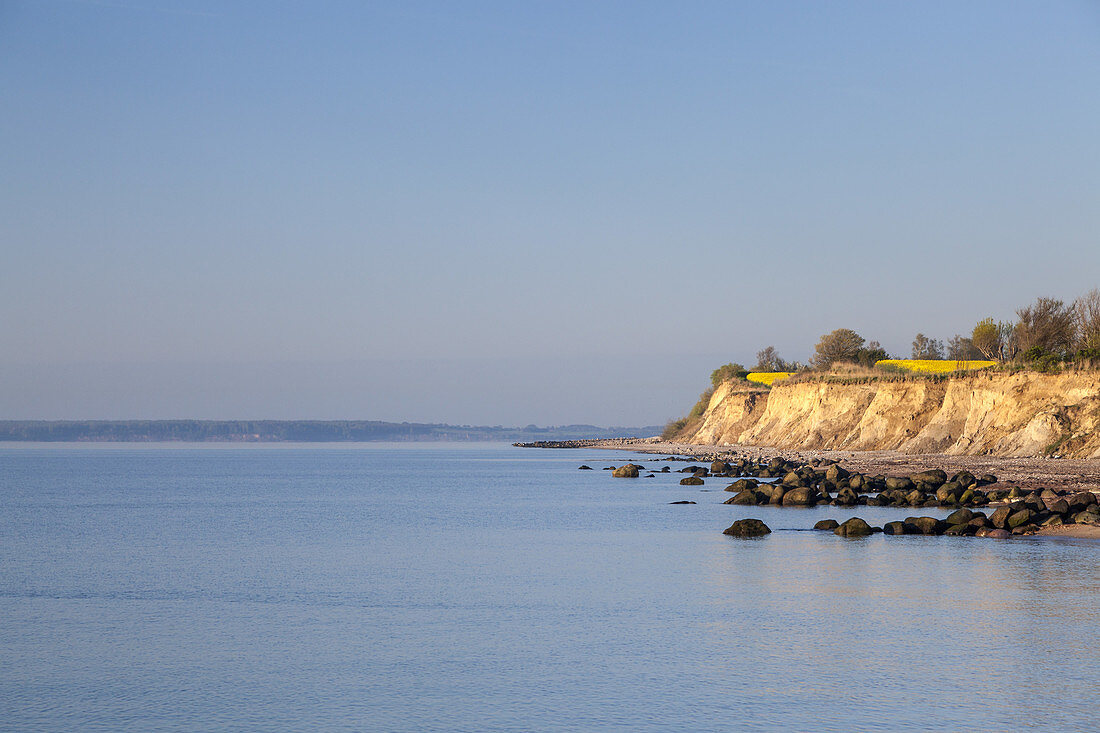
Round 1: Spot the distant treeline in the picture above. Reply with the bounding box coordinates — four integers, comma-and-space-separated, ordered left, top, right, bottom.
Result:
0, 420, 663, 443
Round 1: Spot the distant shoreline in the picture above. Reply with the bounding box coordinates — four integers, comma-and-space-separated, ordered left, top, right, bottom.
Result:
0, 420, 663, 444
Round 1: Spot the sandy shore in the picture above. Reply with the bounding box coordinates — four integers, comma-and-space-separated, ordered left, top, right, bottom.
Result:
582, 438, 1100, 493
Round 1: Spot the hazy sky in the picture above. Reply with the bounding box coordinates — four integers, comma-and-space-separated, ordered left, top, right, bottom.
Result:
2, 1, 1099, 425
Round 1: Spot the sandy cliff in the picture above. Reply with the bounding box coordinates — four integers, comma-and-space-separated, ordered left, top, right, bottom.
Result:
686, 372, 1100, 459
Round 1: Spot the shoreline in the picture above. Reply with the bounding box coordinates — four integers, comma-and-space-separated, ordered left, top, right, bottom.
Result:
519, 438, 1100, 541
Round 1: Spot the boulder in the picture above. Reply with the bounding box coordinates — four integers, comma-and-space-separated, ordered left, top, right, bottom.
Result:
711, 460, 731, 474
885, 476, 915, 492
989, 505, 1013, 529
910, 469, 947, 487
813, 519, 840, 531
1007, 509, 1034, 529
908, 516, 945, 535
882, 520, 908, 536
578, 465, 593, 470
906, 489, 928, 507
612, 464, 641, 478
680, 476, 705, 486
985, 529, 1012, 539
781, 471, 804, 487
1068, 492, 1099, 511
1044, 498, 1070, 515
834, 517, 875, 537
835, 487, 859, 506
951, 471, 977, 488
978, 474, 997, 485
945, 508, 975, 526
968, 516, 991, 531
724, 489, 758, 505
781, 487, 817, 506
725, 478, 759, 493
935, 482, 962, 504
825, 464, 850, 483
723, 518, 771, 537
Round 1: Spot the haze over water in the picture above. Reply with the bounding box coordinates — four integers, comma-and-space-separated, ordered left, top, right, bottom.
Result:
2, 443, 1098, 731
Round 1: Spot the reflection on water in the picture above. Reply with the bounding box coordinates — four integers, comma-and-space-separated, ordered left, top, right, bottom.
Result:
0, 444, 1098, 732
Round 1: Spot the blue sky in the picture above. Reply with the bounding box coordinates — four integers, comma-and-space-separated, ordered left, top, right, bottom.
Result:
2, 1, 1099, 424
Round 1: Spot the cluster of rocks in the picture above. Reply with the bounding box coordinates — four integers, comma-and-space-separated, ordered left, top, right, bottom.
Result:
724, 490, 1100, 540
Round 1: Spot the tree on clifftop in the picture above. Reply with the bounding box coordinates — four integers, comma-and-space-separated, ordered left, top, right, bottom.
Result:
911, 333, 944, 359
753, 346, 789, 372
710, 363, 748, 387
812, 329, 865, 368
1014, 297, 1075, 355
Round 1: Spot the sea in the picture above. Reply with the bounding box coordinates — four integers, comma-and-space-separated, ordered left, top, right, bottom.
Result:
1, 442, 1099, 732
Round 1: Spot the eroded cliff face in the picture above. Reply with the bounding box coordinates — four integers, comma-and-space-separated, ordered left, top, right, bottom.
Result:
686, 372, 1100, 459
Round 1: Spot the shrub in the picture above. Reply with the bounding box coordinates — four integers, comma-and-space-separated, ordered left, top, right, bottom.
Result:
812, 329, 865, 368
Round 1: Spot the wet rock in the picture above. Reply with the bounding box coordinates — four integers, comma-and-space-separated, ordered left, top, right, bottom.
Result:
725, 478, 759, 493
985, 529, 1012, 539
723, 518, 771, 537
680, 476, 705, 486
669, 500, 697, 505
612, 464, 641, 478
724, 489, 758, 505
825, 465, 850, 483
945, 508, 975, 526
882, 520, 908, 536
834, 517, 875, 537
813, 519, 840, 531
781, 487, 817, 506
711, 460, 731, 475
578, 465, 593, 470
906, 489, 927, 507
908, 516, 945, 535
835, 487, 859, 506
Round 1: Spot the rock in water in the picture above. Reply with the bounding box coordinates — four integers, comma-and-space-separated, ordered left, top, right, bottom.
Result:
669, 500, 697, 505
723, 519, 772, 537
612, 464, 641, 478
578, 465, 593, 470
781, 487, 817, 506
882, 520, 908, 535
834, 517, 875, 537
813, 519, 840, 531
680, 476, 705, 486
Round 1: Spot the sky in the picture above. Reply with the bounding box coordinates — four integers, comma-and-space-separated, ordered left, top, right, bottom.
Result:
2, 0, 1099, 426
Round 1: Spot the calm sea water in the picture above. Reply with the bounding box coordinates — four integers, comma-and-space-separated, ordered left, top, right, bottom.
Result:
1, 443, 1099, 732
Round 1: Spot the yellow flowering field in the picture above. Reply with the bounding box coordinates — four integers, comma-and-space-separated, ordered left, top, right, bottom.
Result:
875, 359, 997, 374
746, 371, 795, 386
